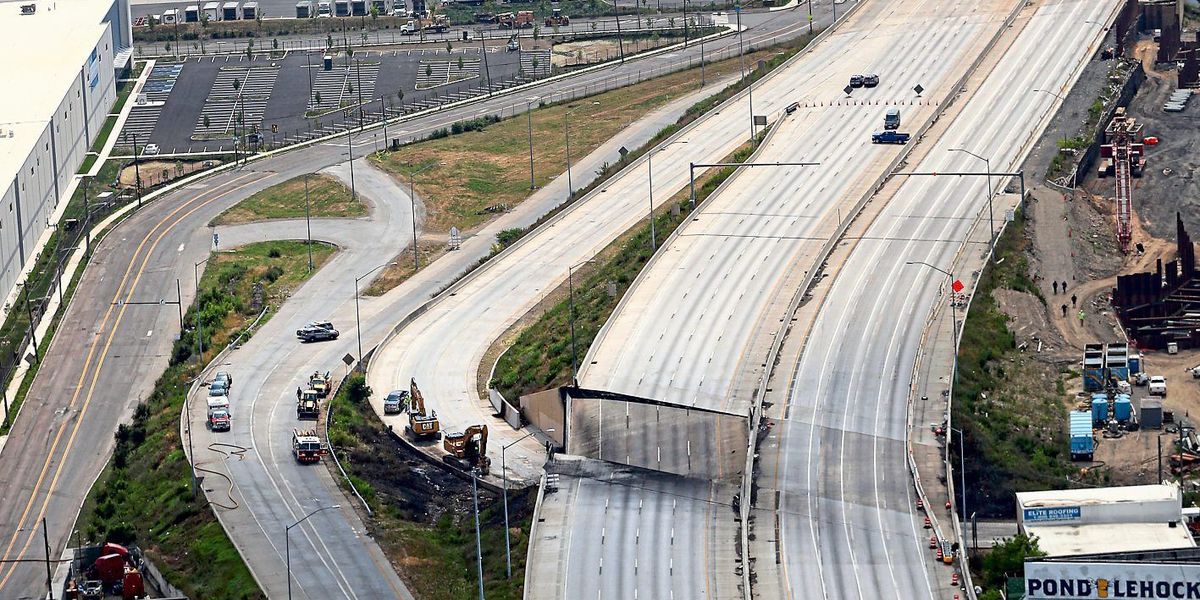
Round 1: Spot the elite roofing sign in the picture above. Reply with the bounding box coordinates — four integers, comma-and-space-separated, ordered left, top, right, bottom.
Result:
1024, 506, 1083, 523
1026, 561, 1200, 599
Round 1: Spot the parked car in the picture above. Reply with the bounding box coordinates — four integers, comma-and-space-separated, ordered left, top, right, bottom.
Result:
208, 381, 229, 397
1149, 375, 1167, 396
299, 326, 339, 343
296, 321, 334, 338
863, 73, 879, 87
141, 143, 160, 156
849, 74, 865, 88
383, 390, 409, 414
213, 371, 233, 390
506, 38, 519, 52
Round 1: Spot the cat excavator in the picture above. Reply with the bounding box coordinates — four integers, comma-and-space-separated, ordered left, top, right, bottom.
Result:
406, 378, 440, 439
443, 424, 490, 471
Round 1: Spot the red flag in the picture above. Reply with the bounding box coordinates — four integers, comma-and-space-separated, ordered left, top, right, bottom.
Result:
951, 280, 964, 293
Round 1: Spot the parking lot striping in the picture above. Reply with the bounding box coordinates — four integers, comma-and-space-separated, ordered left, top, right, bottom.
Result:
0, 171, 267, 591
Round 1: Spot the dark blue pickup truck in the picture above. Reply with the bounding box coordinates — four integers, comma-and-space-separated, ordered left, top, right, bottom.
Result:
871, 130, 910, 144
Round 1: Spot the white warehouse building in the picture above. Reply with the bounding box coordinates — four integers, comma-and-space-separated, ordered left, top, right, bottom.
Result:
0, 0, 131, 316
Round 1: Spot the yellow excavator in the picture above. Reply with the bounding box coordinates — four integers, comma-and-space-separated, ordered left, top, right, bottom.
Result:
407, 378, 440, 439
443, 424, 490, 471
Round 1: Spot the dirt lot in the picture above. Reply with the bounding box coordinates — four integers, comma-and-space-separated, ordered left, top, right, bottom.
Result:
119, 158, 221, 188
1003, 36, 1200, 488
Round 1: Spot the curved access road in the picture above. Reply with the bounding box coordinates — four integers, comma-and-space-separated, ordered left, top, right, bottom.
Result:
760, 1, 1117, 599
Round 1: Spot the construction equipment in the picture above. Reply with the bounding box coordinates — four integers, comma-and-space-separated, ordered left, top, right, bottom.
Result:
406, 378, 440, 438
309, 370, 332, 397
298, 389, 321, 419
292, 429, 324, 463
443, 424, 491, 471
1099, 107, 1145, 253
545, 5, 568, 27
499, 10, 532, 28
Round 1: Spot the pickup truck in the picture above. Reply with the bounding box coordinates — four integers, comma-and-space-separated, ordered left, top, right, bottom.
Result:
209, 409, 231, 431
872, 130, 910, 144
384, 389, 409, 414
1149, 375, 1167, 396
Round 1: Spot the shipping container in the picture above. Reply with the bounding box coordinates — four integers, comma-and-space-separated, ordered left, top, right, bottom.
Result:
1141, 397, 1163, 428
241, 1, 258, 18
203, 1, 219, 20
296, 0, 313, 17
184, 4, 200, 21
222, 1, 238, 20
1070, 410, 1094, 460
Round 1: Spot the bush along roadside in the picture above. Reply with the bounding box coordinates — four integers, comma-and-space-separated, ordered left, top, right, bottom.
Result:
326, 373, 536, 600
77, 241, 334, 600
491, 132, 763, 401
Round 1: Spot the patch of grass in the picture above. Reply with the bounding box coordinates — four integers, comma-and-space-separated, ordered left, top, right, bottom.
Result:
491, 134, 762, 401
326, 373, 535, 600
211, 174, 367, 225
78, 240, 333, 599
952, 210, 1094, 517
370, 37, 810, 235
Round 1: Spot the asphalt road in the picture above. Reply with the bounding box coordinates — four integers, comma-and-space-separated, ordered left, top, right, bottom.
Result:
0, 4, 825, 596
576, 0, 1010, 479
759, 1, 1116, 598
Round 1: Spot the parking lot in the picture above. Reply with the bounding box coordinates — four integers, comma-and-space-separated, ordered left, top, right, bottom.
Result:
124, 44, 528, 154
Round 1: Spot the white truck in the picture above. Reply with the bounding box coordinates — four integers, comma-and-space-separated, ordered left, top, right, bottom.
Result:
1148, 375, 1167, 397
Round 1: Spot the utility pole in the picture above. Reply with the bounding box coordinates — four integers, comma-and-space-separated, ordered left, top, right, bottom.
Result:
526, 98, 537, 190
43, 518, 53, 600
478, 28, 492, 95
130, 132, 143, 207
564, 112, 573, 197
345, 123, 357, 202
472, 470, 485, 600
304, 173, 314, 271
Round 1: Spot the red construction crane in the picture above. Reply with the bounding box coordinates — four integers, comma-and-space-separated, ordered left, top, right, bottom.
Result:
1099, 107, 1145, 253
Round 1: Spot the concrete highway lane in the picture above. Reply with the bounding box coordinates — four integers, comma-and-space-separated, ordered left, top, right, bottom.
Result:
576, 0, 1013, 479
764, 1, 1117, 598
0, 2, 834, 597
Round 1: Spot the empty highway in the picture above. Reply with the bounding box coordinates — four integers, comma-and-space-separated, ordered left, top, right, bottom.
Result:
757, 1, 1117, 598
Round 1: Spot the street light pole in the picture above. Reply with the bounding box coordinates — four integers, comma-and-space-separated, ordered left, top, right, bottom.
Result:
354, 261, 395, 361
345, 122, 357, 203
526, 97, 538, 190
647, 151, 658, 250
193, 258, 210, 363
501, 428, 555, 579
568, 260, 594, 385
286, 505, 341, 600
949, 148, 994, 254
564, 111, 573, 197
950, 425, 968, 545
407, 162, 441, 272
304, 173, 313, 271
472, 469, 485, 600
905, 260, 958, 379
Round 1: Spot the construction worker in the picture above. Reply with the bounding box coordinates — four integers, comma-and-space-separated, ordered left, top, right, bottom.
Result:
1053, 281, 1059, 294
1078, 309, 1086, 324
1071, 294, 1078, 308
296, 386, 302, 400
1061, 303, 1068, 318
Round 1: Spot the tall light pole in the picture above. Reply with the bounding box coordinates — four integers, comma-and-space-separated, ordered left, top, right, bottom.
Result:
471, 469, 485, 600
286, 504, 341, 600
905, 260, 958, 381
949, 147, 994, 254
564, 110, 574, 197
408, 162, 442, 271
735, 5, 756, 141
354, 261, 396, 361
949, 425, 968, 546
193, 257, 211, 363
526, 96, 539, 190
501, 428, 555, 579
345, 121, 358, 203
304, 173, 314, 271
646, 141, 688, 250
568, 260, 595, 385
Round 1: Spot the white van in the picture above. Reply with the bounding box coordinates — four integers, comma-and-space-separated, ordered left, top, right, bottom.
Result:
207, 395, 230, 417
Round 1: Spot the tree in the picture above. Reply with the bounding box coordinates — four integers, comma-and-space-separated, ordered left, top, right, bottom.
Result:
531, 56, 539, 74
425, 64, 432, 77
315, 90, 322, 105
980, 533, 1044, 591
327, 33, 334, 48
369, 5, 379, 20
456, 55, 464, 71
245, 40, 254, 60
203, 114, 211, 130
345, 373, 372, 404
200, 12, 209, 28
272, 38, 279, 50
232, 78, 241, 92
397, 89, 404, 103
446, 41, 453, 54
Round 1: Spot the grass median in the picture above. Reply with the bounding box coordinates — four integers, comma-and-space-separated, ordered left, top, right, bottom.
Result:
211, 173, 367, 225
78, 240, 335, 600
327, 373, 535, 600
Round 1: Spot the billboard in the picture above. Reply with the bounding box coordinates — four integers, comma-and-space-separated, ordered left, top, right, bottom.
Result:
1023, 506, 1082, 523
1026, 561, 1200, 599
